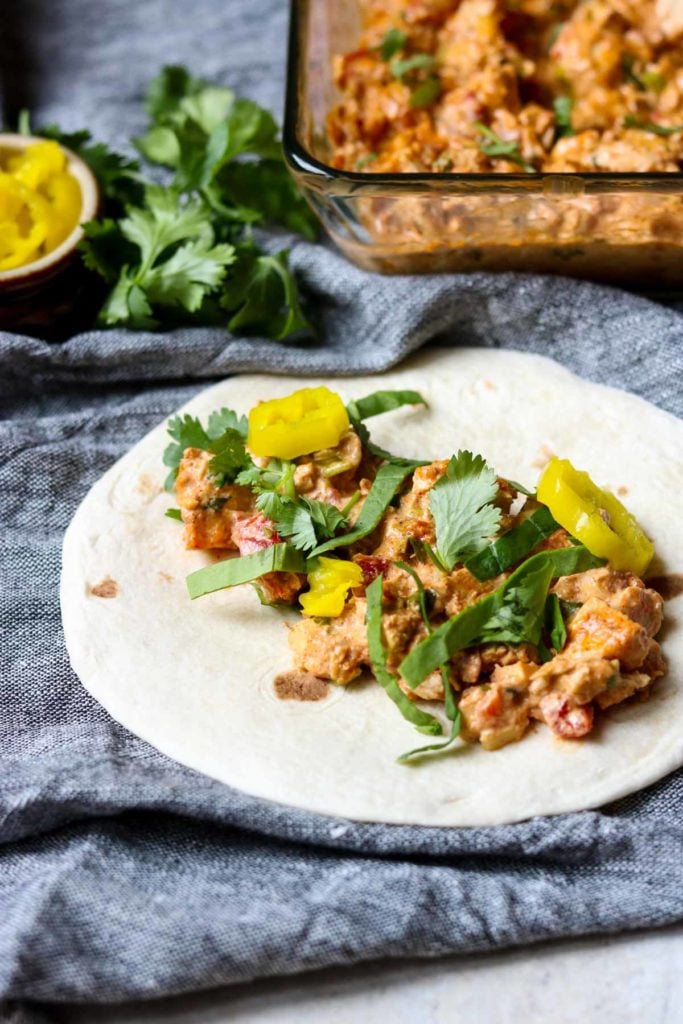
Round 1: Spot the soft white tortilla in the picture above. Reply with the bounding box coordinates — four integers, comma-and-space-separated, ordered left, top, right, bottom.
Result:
61, 348, 683, 827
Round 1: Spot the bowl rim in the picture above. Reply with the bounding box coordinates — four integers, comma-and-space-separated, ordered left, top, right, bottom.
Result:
0, 132, 100, 282
284, 0, 683, 196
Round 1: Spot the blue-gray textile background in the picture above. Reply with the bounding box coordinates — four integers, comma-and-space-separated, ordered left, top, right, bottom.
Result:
1, 0, 682, 1012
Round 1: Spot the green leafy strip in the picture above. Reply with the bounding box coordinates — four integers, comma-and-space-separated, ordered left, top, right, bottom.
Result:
399, 546, 605, 687
395, 563, 461, 761
346, 389, 427, 421
351, 418, 428, 469
365, 575, 443, 737
309, 462, 414, 557
186, 543, 305, 599
165, 508, 183, 521
464, 505, 559, 581
429, 451, 502, 571
624, 115, 683, 137
475, 123, 536, 173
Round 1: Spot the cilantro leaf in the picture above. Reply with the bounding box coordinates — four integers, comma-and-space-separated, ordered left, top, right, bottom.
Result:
255, 493, 347, 552
215, 161, 318, 240
257, 493, 318, 552
145, 65, 204, 121
39, 125, 144, 205
236, 458, 297, 500
97, 187, 235, 326
222, 248, 312, 340
207, 427, 251, 482
80, 219, 137, 283
31, 64, 315, 343
475, 123, 536, 173
304, 498, 347, 539
553, 96, 575, 139
479, 559, 554, 646
207, 407, 248, 439
163, 414, 212, 488
429, 451, 502, 571
163, 409, 248, 489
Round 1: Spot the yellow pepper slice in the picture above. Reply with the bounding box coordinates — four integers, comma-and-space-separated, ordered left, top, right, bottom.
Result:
300, 557, 363, 617
42, 171, 83, 250
8, 140, 66, 189
537, 457, 654, 575
248, 386, 349, 460
0, 142, 82, 270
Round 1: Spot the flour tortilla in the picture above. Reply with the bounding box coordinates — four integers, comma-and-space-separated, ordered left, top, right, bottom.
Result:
60, 348, 683, 827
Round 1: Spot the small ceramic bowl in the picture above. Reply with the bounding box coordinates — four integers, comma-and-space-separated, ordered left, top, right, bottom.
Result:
0, 133, 101, 339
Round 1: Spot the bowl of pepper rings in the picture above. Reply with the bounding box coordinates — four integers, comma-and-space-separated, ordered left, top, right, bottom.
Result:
0, 133, 100, 339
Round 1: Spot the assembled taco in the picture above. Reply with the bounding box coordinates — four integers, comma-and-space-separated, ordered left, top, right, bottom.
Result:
61, 348, 683, 826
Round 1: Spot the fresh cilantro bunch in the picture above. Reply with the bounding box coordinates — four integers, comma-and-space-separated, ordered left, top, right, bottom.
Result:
29, 66, 318, 339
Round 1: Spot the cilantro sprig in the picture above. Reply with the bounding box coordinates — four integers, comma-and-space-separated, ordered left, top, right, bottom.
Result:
162, 406, 248, 489
256, 492, 347, 553
429, 451, 502, 572
24, 65, 317, 340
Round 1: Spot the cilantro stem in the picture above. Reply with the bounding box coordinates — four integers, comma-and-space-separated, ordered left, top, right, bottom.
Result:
340, 490, 362, 517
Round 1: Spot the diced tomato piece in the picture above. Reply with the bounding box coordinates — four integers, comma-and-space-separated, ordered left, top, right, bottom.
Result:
354, 555, 391, 586
231, 513, 280, 555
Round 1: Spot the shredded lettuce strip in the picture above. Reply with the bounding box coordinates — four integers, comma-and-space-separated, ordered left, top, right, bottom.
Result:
395, 562, 461, 762
399, 546, 605, 687
186, 543, 305, 599
310, 462, 413, 557
365, 575, 443, 738
464, 505, 559, 581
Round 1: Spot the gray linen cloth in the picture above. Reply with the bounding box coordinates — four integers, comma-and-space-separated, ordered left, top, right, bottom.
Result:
1, 0, 683, 1010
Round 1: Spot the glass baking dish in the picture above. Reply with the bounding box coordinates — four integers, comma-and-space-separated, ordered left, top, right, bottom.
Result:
283, 0, 683, 285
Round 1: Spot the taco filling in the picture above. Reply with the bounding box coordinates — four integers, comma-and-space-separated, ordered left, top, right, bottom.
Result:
165, 386, 666, 760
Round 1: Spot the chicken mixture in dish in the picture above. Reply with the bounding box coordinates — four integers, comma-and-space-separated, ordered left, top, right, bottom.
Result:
167, 386, 667, 760
327, 0, 683, 174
